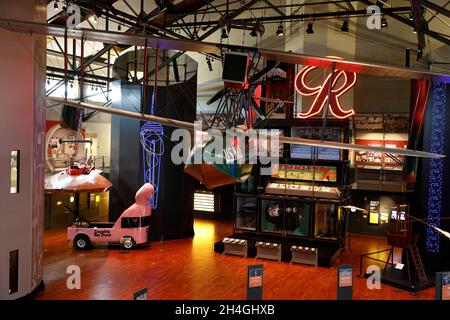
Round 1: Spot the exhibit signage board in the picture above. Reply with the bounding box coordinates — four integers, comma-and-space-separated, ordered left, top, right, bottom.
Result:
133, 288, 148, 300
337, 264, 353, 300
247, 264, 263, 300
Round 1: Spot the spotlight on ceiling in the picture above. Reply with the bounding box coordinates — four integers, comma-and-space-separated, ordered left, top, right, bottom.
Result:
409, 13, 414, 21
250, 26, 258, 37
341, 20, 349, 32
206, 57, 213, 72
89, 14, 98, 24
381, 17, 388, 29
221, 27, 228, 39
53, 1, 58, 10
118, 24, 121, 31
417, 48, 423, 60
413, 26, 417, 33
306, 22, 314, 34
276, 24, 284, 36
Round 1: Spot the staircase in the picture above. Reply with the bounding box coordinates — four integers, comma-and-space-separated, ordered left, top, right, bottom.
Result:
409, 245, 428, 283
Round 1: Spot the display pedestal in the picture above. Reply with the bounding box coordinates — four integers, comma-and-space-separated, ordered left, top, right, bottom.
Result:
290, 246, 318, 266
223, 238, 248, 258
255, 242, 282, 262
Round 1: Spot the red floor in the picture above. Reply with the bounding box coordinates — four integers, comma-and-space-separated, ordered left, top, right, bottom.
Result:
35, 218, 435, 300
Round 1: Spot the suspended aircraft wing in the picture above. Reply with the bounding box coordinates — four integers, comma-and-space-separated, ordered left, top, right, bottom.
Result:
47, 97, 445, 159
1, 19, 450, 83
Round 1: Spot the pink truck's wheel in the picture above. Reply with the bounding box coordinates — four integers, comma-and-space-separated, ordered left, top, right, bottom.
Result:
74, 235, 90, 249
123, 237, 134, 249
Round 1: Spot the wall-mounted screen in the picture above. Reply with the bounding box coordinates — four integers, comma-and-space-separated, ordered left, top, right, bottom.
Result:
369, 200, 380, 225
290, 127, 341, 160
222, 52, 249, 84
390, 210, 398, 220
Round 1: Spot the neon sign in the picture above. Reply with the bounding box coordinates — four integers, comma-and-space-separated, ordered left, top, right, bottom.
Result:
295, 64, 357, 119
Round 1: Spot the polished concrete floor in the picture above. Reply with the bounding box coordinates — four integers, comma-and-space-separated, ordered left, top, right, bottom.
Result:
35, 218, 435, 300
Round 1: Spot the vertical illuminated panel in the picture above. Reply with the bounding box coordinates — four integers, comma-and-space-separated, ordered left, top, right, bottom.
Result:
10, 150, 20, 194
193, 191, 215, 213
426, 82, 446, 253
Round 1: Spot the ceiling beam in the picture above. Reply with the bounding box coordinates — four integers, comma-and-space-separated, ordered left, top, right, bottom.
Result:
168, 6, 411, 27
262, 0, 286, 16
358, 0, 450, 47
422, 0, 450, 18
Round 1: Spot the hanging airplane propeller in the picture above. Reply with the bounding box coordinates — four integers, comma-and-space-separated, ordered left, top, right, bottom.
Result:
47, 97, 444, 159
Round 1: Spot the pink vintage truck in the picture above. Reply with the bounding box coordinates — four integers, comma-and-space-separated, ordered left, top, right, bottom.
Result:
68, 183, 154, 250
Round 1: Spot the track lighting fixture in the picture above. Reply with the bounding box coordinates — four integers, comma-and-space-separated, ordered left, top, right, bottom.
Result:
118, 24, 121, 31
413, 27, 417, 33
306, 22, 314, 34
53, 1, 58, 10
88, 14, 98, 24
250, 27, 258, 37
221, 27, 228, 39
341, 20, 349, 32
276, 24, 284, 36
206, 57, 213, 72
417, 48, 423, 60
381, 17, 388, 29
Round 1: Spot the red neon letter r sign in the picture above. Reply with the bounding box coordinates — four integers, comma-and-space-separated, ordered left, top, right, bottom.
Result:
295, 65, 356, 119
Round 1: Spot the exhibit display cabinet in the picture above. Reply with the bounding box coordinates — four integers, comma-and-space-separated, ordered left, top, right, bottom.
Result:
234, 193, 345, 243
216, 121, 352, 267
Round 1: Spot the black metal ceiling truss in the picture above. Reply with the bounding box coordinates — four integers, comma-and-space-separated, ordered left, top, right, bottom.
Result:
45, 0, 450, 98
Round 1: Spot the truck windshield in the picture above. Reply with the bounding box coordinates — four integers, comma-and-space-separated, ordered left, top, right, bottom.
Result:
121, 217, 140, 228
141, 216, 151, 227
121, 216, 151, 228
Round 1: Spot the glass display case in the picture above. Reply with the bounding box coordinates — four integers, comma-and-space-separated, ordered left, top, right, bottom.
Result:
235, 195, 257, 231
260, 199, 283, 234
285, 201, 310, 237
314, 202, 339, 240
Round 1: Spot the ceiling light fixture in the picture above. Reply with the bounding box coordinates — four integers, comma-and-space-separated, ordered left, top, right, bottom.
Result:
276, 23, 284, 36
250, 26, 258, 37
306, 22, 314, 34
221, 27, 228, 39
417, 48, 423, 60
206, 57, 213, 72
341, 20, 349, 32
53, 1, 58, 10
381, 17, 388, 29
89, 14, 98, 24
